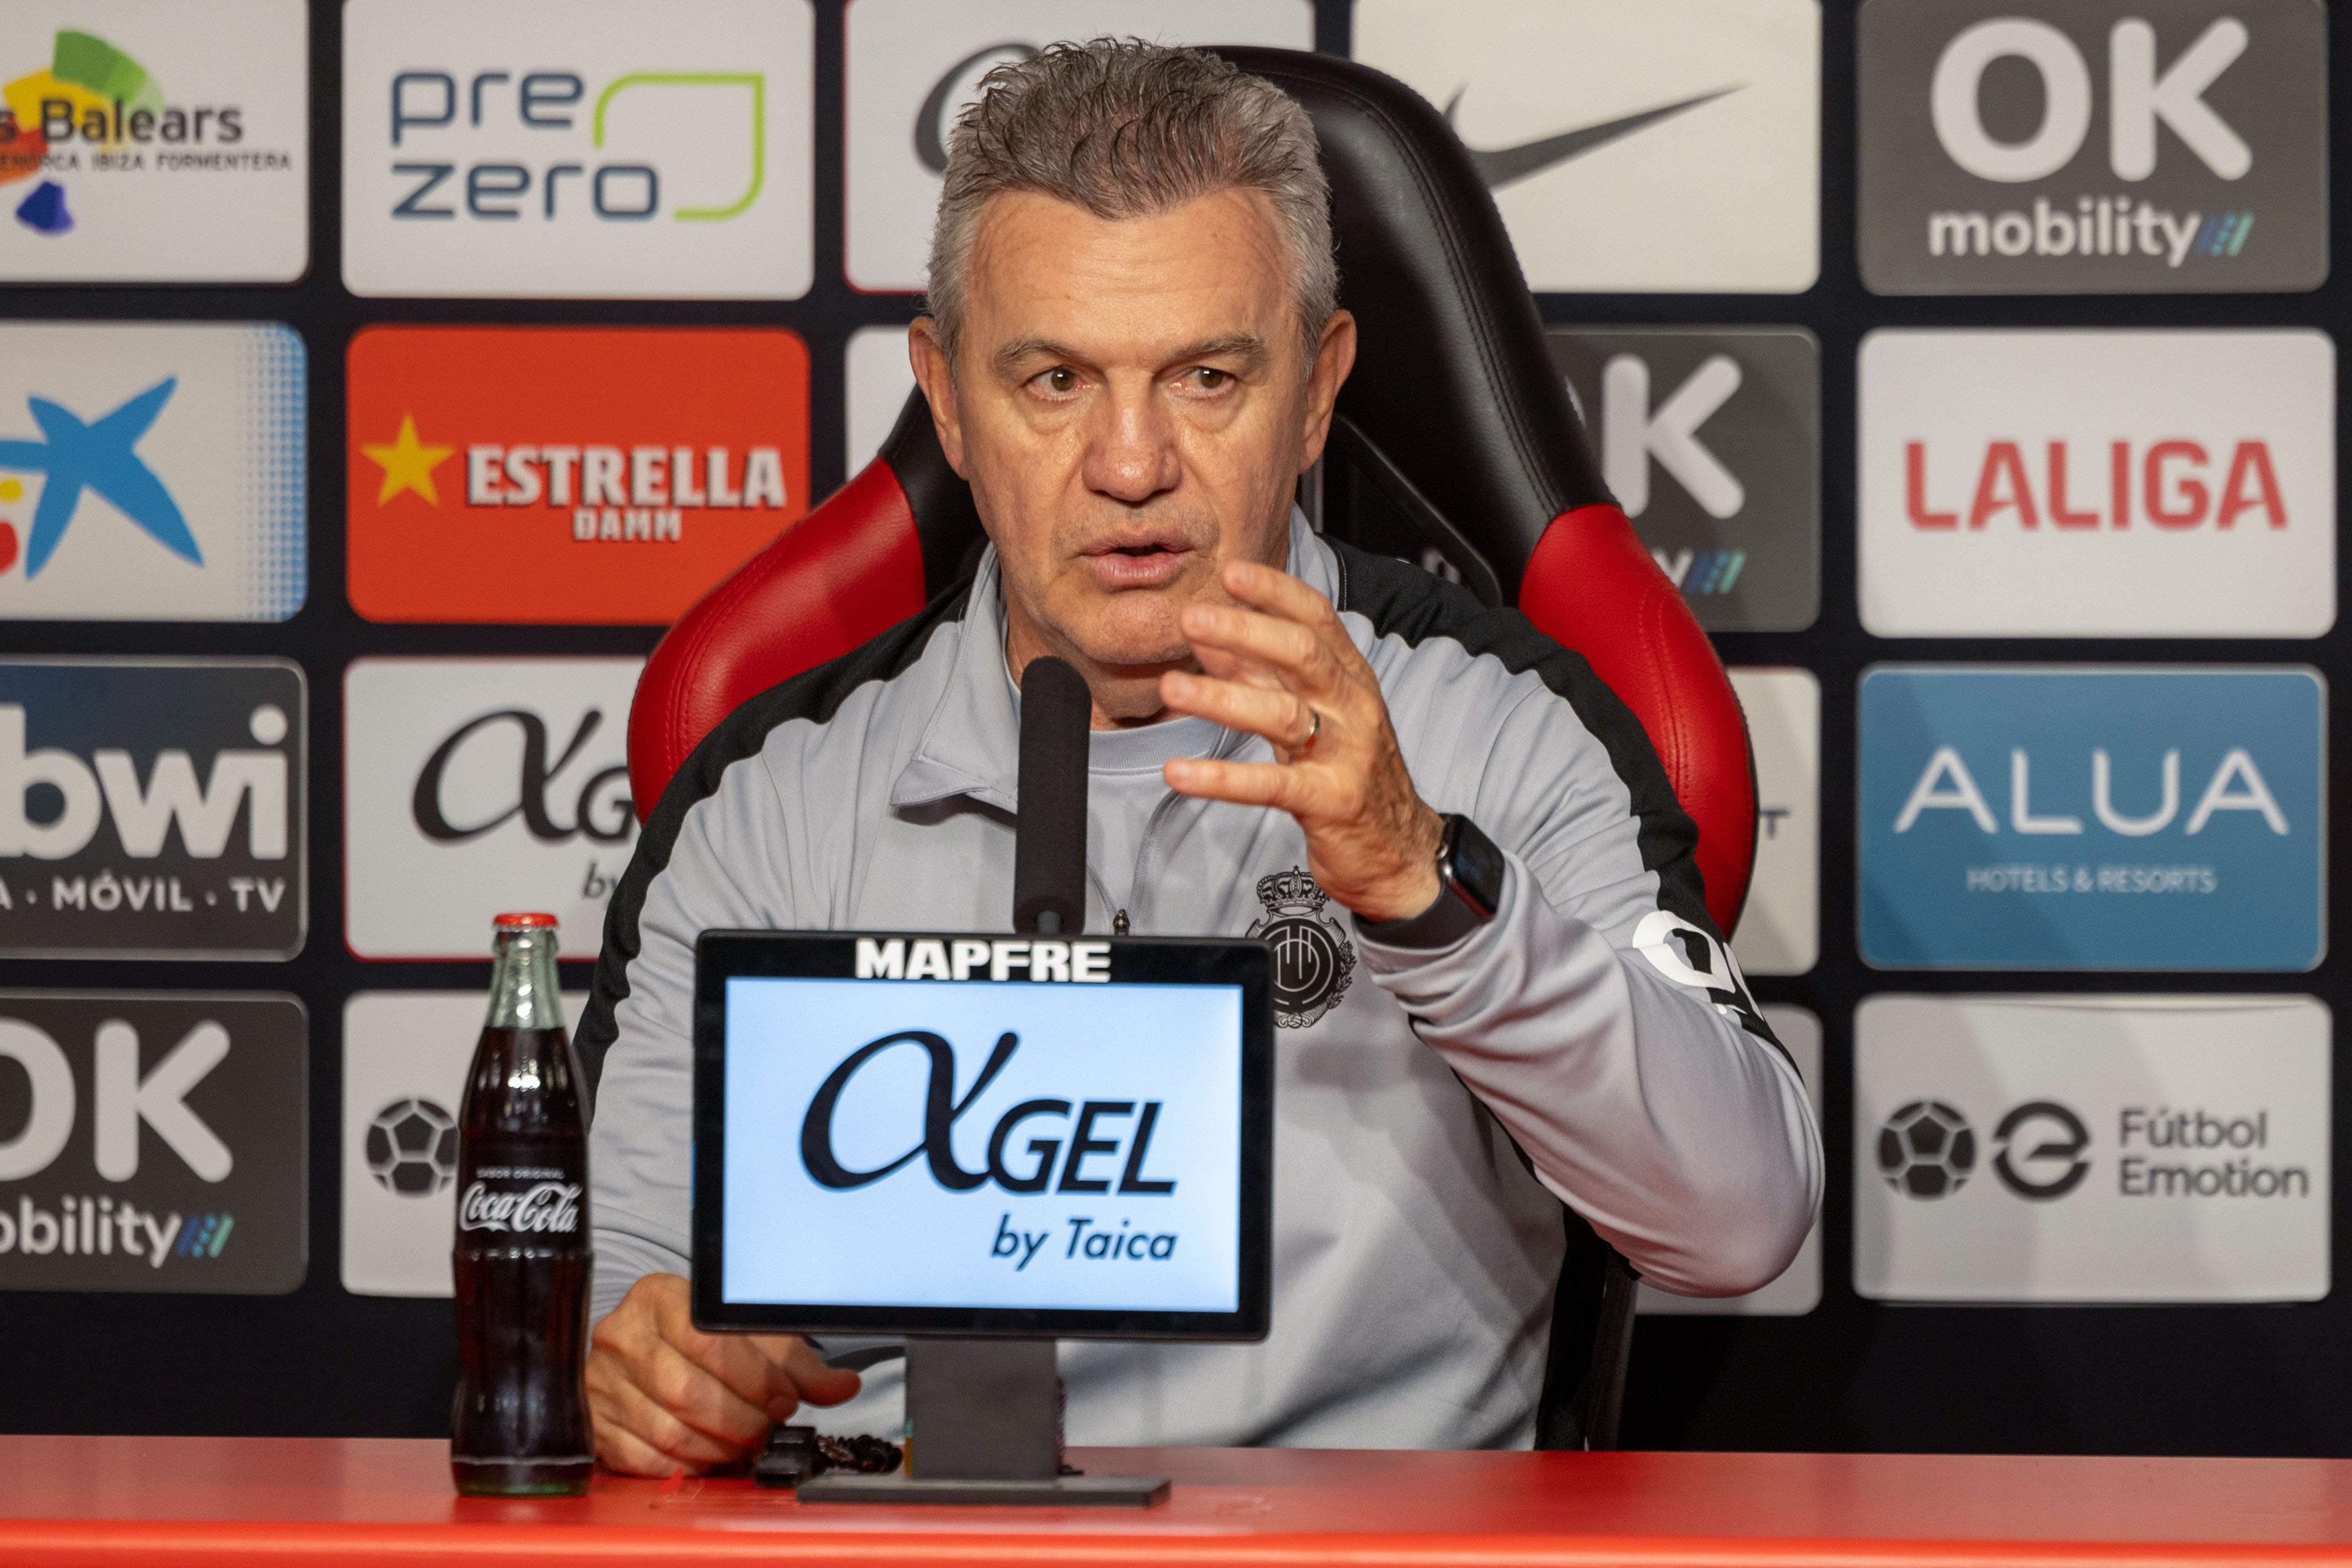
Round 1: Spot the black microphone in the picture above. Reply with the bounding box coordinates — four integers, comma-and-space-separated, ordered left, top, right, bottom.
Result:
1012, 656, 1091, 936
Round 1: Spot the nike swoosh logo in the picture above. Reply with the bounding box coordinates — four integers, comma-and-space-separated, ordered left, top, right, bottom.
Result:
1443, 85, 1743, 191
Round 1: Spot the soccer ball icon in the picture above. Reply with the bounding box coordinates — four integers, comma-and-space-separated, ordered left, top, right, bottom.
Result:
1877, 1099, 1976, 1199
367, 1097, 459, 1197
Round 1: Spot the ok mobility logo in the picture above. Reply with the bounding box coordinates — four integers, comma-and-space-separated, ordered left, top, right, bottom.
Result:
0, 29, 264, 238
1857, 0, 2328, 293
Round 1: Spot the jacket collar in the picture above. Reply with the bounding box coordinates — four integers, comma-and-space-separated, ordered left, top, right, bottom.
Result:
890, 508, 1330, 813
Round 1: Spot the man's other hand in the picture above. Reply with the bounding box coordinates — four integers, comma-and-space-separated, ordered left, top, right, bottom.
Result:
1159, 558, 1445, 923
587, 1272, 860, 1476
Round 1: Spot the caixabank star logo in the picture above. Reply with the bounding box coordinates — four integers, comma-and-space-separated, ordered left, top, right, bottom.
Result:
0, 323, 305, 622
346, 326, 807, 624
0, 5, 306, 282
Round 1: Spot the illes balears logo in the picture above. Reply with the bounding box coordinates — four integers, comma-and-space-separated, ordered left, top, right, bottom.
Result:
798, 1029, 1177, 1200
0, 30, 273, 238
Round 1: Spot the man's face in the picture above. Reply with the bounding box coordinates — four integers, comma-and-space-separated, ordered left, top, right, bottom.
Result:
912, 187, 1352, 699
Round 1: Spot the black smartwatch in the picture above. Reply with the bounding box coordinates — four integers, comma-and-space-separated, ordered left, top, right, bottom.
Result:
1360, 814, 1506, 950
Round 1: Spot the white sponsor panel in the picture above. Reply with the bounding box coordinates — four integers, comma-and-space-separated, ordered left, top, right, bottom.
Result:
0, 323, 304, 621
1354, 0, 1819, 292
0, 0, 308, 282
1728, 669, 1817, 976
343, 658, 641, 960
847, 323, 917, 475
1641, 1005, 1822, 1315
1856, 994, 2329, 1303
843, 0, 1312, 292
341, 990, 586, 1297
342, 0, 813, 298
1860, 330, 2335, 637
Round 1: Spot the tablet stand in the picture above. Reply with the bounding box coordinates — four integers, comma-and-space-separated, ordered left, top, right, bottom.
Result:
795, 1339, 1169, 1506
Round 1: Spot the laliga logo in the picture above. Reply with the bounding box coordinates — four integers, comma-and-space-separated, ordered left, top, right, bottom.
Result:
799, 1030, 1175, 1199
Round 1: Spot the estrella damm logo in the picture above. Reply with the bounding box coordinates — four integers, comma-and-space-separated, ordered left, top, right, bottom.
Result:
346, 326, 807, 624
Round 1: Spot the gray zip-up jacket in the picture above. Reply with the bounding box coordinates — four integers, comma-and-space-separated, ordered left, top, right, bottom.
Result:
579, 513, 1821, 1451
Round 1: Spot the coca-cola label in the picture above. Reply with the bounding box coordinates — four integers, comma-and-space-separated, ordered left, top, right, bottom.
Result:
457, 1180, 581, 1235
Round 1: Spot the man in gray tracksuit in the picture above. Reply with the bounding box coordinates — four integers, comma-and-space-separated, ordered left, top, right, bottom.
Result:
577, 41, 1820, 1474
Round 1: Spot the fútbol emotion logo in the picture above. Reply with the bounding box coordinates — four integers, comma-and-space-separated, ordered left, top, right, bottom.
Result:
1855, 994, 2328, 1302
341, 0, 812, 298
1858, 0, 2327, 293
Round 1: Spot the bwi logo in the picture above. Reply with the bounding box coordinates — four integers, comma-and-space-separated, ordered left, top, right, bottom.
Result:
0, 378, 194, 579
1878, 1099, 1977, 1198
1245, 867, 1355, 1029
0, 30, 249, 237
365, 1097, 458, 1197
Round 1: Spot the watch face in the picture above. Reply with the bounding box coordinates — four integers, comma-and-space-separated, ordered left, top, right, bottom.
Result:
1451, 817, 1509, 917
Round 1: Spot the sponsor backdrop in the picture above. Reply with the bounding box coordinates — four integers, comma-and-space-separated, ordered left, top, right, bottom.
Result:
2, 0, 2351, 1462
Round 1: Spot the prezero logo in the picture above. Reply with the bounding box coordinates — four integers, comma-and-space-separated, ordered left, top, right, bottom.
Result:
342, 0, 812, 298
1552, 328, 1819, 632
345, 659, 641, 959
1858, 1, 2327, 293
0, 324, 305, 622
0, 992, 305, 1294
1355, 0, 1819, 293
841, 1, 1311, 291
1859, 330, 2333, 638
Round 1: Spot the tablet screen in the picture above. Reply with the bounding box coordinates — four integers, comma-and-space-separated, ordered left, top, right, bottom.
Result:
691, 932, 1271, 1339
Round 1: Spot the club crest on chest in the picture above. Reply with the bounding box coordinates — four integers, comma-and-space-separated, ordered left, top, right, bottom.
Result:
1245, 866, 1356, 1029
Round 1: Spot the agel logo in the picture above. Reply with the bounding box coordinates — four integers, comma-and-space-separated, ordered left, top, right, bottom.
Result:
798, 1028, 1180, 1271
1858, 0, 2327, 293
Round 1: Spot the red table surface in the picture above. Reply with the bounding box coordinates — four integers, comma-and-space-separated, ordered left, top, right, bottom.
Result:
3, 1437, 2352, 1566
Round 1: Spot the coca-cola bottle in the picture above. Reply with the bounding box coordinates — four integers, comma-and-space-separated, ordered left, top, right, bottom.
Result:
451, 912, 592, 1496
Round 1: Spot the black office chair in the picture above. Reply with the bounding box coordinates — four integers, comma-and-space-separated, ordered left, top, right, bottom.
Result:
628, 50, 1769, 1451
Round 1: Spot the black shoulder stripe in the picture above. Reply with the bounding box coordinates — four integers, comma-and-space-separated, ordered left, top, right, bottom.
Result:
577, 581, 974, 1110
1328, 538, 1715, 941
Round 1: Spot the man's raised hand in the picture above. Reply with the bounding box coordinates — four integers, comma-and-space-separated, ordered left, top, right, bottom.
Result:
1159, 558, 1444, 923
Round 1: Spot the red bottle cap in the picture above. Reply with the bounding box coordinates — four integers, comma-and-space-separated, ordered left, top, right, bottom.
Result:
492, 912, 559, 928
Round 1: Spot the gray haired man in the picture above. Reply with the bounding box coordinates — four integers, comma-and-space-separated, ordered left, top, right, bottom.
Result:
580, 39, 1821, 1474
